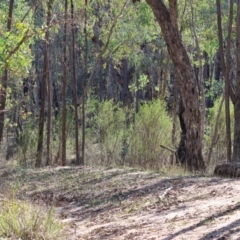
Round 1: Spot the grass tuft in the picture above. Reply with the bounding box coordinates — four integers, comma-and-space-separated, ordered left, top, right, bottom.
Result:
0, 195, 65, 240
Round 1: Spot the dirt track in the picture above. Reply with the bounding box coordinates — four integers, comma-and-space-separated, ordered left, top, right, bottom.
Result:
1, 165, 240, 239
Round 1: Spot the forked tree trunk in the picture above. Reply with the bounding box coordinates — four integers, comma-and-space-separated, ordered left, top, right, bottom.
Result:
146, 0, 205, 171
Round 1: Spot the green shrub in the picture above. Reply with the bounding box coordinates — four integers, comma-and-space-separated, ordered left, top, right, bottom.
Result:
93, 99, 128, 166
17, 120, 38, 166
127, 100, 174, 169
84, 99, 175, 170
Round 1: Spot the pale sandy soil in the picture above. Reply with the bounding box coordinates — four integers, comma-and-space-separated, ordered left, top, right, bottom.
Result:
1, 165, 240, 240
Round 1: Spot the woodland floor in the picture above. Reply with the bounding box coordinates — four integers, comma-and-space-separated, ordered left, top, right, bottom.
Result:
1, 163, 240, 240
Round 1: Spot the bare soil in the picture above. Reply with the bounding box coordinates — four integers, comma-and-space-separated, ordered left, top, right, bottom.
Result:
1, 165, 240, 240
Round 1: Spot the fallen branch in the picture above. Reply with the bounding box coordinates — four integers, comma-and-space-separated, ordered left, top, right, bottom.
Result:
160, 144, 176, 153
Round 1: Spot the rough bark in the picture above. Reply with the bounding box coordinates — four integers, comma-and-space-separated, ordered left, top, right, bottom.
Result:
233, 0, 240, 162
146, 0, 205, 171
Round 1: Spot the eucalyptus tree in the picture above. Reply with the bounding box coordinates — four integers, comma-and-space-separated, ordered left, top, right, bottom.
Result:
145, 0, 205, 170
36, 0, 54, 167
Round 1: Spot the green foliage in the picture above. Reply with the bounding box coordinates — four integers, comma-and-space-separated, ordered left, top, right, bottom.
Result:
0, 194, 65, 240
128, 100, 173, 169
0, 0, 34, 78
17, 120, 38, 166
129, 74, 149, 93
205, 79, 224, 99
84, 99, 174, 169
93, 99, 128, 165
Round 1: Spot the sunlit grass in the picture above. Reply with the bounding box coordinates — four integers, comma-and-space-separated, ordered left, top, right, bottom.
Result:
0, 194, 66, 240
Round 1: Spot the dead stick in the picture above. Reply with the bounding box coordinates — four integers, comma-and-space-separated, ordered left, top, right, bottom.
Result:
160, 144, 175, 153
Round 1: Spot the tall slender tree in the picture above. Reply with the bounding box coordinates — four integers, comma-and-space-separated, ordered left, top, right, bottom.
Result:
36, 0, 53, 167
61, 0, 68, 166
46, 0, 54, 166
0, 0, 14, 143
216, 0, 233, 162
71, 0, 80, 165
81, 0, 88, 166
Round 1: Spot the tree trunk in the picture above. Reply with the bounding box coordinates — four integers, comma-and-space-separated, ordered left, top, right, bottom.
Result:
36, 1, 52, 167
216, 0, 233, 162
70, 0, 80, 165
81, 0, 88, 166
61, 0, 68, 166
0, 0, 14, 143
46, 0, 54, 166
146, 0, 205, 171
233, 1, 240, 162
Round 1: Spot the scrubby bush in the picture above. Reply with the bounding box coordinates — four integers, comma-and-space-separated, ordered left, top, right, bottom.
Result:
127, 100, 174, 169
91, 99, 128, 166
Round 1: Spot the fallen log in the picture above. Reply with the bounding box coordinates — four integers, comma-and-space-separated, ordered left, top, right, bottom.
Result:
214, 162, 240, 177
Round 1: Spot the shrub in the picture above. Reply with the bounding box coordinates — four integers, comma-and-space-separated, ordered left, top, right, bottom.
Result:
127, 100, 174, 169
92, 99, 128, 166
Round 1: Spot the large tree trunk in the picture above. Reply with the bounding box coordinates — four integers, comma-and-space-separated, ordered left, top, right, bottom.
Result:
146, 0, 205, 171
233, 1, 240, 162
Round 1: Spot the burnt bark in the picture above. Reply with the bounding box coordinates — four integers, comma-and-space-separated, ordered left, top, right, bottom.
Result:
146, 0, 205, 171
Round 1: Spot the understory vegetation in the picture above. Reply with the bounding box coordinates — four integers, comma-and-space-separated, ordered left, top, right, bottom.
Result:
0, 194, 65, 239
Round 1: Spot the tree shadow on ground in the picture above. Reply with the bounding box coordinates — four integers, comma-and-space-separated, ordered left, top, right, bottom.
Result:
3, 166, 239, 239
58, 174, 231, 223
162, 203, 240, 240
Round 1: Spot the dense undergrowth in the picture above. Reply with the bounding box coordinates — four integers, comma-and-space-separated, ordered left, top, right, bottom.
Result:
2, 98, 230, 171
